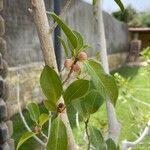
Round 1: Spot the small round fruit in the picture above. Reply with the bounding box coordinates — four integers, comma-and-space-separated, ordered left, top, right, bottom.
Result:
72, 64, 81, 72
34, 126, 41, 134
78, 52, 88, 61
57, 103, 65, 113
64, 59, 73, 68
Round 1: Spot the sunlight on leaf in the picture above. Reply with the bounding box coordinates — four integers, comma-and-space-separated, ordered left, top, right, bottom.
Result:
46, 117, 67, 150
40, 65, 62, 109
16, 131, 36, 150
63, 79, 90, 105
48, 12, 78, 49
114, 0, 124, 12
84, 59, 118, 106
26, 102, 40, 124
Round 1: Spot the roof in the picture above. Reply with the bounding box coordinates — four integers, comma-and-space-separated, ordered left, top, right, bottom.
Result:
129, 28, 150, 33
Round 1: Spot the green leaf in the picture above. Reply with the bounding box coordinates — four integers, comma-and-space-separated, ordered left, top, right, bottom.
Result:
40, 65, 63, 109
106, 138, 117, 150
73, 90, 103, 118
58, 36, 69, 57
43, 100, 57, 112
16, 131, 36, 150
89, 126, 106, 150
114, 0, 124, 12
73, 31, 84, 52
82, 45, 92, 51
84, 90, 104, 114
72, 98, 88, 118
48, 12, 78, 49
39, 113, 49, 127
63, 79, 90, 105
67, 37, 74, 53
92, 0, 98, 5
84, 59, 118, 106
95, 51, 101, 61
26, 102, 40, 123
46, 117, 68, 150
77, 45, 92, 54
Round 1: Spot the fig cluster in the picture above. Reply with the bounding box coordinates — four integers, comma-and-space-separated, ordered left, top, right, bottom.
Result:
64, 52, 88, 72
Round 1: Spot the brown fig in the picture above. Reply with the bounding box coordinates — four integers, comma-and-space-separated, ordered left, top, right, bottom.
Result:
78, 52, 88, 61
72, 64, 81, 72
64, 59, 73, 68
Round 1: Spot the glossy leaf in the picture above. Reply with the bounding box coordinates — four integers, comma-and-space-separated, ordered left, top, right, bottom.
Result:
73, 90, 104, 118
26, 102, 40, 124
58, 36, 69, 57
92, 0, 98, 5
40, 65, 62, 109
84, 59, 118, 106
89, 126, 106, 150
72, 98, 88, 118
67, 37, 74, 53
114, 0, 124, 12
46, 117, 68, 150
84, 90, 104, 114
39, 113, 49, 127
77, 44, 92, 54
106, 138, 117, 150
43, 100, 57, 112
49, 12, 78, 49
16, 131, 36, 150
82, 45, 92, 51
73, 31, 84, 52
63, 79, 90, 105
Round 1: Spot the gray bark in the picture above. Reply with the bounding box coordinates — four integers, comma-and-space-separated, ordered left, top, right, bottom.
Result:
93, 0, 121, 143
30, 0, 77, 149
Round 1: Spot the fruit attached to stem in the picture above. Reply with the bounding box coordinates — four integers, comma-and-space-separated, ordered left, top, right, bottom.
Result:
78, 52, 88, 61
64, 59, 73, 68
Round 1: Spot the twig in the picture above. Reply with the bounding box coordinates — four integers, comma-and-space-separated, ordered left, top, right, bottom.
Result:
17, 72, 46, 147
131, 96, 150, 107
62, 68, 73, 84
41, 131, 48, 140
49, 0, 72, 33
76, 112, 80, 130
122, 119, 150, 150
85, 118, 90, 150
48, 111, 52, 138
62, 58, 78, 84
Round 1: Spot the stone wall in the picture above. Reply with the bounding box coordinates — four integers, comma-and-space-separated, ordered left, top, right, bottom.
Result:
0, 1, 129, 149
2, 0, 129, 114
64, 0, 129, 56
3, 0, 129, 67
0, 0, 14, 149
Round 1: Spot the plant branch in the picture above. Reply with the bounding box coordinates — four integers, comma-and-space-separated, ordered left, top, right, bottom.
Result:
63, 58, 78, 84
41, 131, 48, 140
17, 72, 46, 147
85, 118, 90, 150
131, 95, 150, 107
29, 1, 77, 149
94, 0, 121, 143
48, 111, 51, 139
62, 68, 73, 84
122, 120, 150, 150
76, 112, 80, 130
